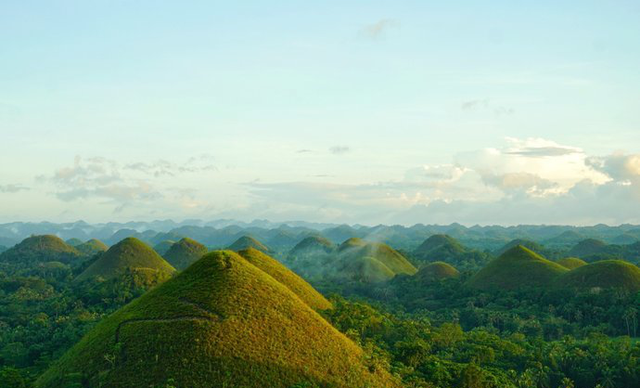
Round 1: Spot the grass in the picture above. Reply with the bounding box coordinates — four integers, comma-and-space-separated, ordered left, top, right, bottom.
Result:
467, 245, 568, 290
163, 237, 208, 270
237, 248, 332, 310
555, 260, 640, 291
76, 237, 175, 282
556, 257, 587, 270
290, 236, 335, 254
36, 250, 399, 388
153, 240, 176, 256
75, 239, 109, 256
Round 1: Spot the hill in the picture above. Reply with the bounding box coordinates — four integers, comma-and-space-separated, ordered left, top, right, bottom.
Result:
467, 245, 568, 290
76, 237, 175, 282
163, 237, 208, 270
227, 235, 271, 253
75, 239, 109, 256
0, 235, 82, 269
36, 251, 398, 388
556, 257, 587, 270
415, 261, 460, 282
153, 240, 175, 256
568, 238, 607, 257
338, 237, 367, 251
496, 238, 545, 255
238, 248, 332, 310
555, 260, 640, 292
65, 238, 84, 246
412, 234, 491, 270
290, 236, 335, 255
331, 240, 417, 283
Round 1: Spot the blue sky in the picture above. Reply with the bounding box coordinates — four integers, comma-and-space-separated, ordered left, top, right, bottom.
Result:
1, 1, 640, 225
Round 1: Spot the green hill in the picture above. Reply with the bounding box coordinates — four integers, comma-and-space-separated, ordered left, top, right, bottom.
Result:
238, 248, 332, 310
415, 234, 465, 257
412, 234, 491, 270
555, 260, 640, 292
163, 237, 208, 270
467, 245, 568, 290
76, 237, 175, 282
0, 235, 82, 269
415, 261, 460, 282
569, 238, 607, 257
556, 257, 587, 270
339, 256, 396, 283
75, 239, 109, 256
337, 237, 367, 251
227, 235, 271, 253
290, 236, 335, 255
153, 240, 175, 256
496, 238, 545, 255
36, 251, 398, 388
332, 240, 417, 283
65, 238, 84, 246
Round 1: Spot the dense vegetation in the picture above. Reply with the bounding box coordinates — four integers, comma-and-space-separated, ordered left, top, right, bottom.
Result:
0, 227, 639, 387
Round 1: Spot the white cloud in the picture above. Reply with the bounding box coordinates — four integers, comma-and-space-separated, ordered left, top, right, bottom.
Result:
361, 19, 398, 40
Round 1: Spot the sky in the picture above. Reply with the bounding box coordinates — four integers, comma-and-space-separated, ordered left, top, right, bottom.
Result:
1, 1, 640, 226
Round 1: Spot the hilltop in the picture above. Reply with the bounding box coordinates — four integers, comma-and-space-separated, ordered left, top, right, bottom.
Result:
413, 234, 491, 270
467, 245, 568, 290
36, 251, 398, 388
556, 257, 587, 270
163, 237, 208, 270
238, 248, 332, 310
0, 235, 82, 269
496, 239, 545, 256
153, 240, 175, 256
555, 260, 640, 292
75, 239, 108, 256
415, 261, 460, 283
227, 235, 272, 253
568, 238, 608, 257
76, 237, 175, 282
290, 236, 335, 255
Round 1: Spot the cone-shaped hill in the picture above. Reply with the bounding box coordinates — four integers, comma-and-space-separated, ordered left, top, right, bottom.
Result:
467, 245, 568, 290
163, 237, 208, 270
0, 235, 82, 268
556, 257, 587, 270
415, 261, 460, 283
36, 251, 398, 388
496, 239, 545, 256
554, 260, 640, 292
290, 236, 335, 256
334, 240, 417, 283
153, 240, 175, 256
76, 237, 175, 282
338, 237, 367, 251
66, 238, 84, 246
415, 234, 465, 257
238, 248, 332, 310
75, 239, 108, 256
412, 234, 491, 271
227, 235, 271, 253
569, 238, 607, 257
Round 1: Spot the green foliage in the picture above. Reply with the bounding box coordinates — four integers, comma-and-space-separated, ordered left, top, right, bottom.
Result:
0, 235, 83, 273
556, 257, 588, 270
555, 260, 640, 292
74, 239, 108, 256
412, 234, 492, 271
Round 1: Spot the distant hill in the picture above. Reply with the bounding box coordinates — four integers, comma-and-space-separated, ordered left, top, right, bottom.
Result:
75, 239, 108, 256
227, 235, 271, 253
414, 261, 460, 283
0, 235, 83, 270
496, 239, 545, 256
556, 257, 587, 270
65, 238, 84, 246
265, 231, 299, 249
238, 248, 332, 310
544, 230, 584, 246
36, 250, 398, 388
163, 237, 208, 270
76, 237, 175, 282
568, 238, 608, 257
0, 245, 7, 254
330, 240, 417, 283
322, 225, 360, 243
555, 260, 640, 292
153, 240, 175, 256
467, 245, 568, 290
289, 236, 335, 256
413, 234, 491, 270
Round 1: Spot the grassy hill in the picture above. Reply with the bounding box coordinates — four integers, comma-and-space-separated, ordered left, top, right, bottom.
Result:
227, 235, 271, 253
415, 261, 460, 282
290, 236, 335, 255
163, 237, 208, 270
153, 240, 175, 256
36, 250, 398, 388
467, 245, 568, 290
0, 235, 82, 269
75, 239, 109, 256
413, 234, 491, 270
76, 237, 175, 282
496, 238, 545, 256
556, 257, 587, 270
238, 248, 332, 310
65, 238, 84, 246
555, 260, 640, 292
330, 240, 417, 283
569, 238, 608, 257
